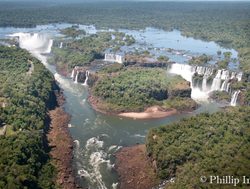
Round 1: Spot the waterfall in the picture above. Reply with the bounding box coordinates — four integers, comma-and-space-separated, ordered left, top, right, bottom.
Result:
231, 72, 236, 79
104, 53, 123, 64
71, 68, 75, 79
202, 77, 207, 91
220, 79, 229, 92
169, 63, 208, 101
220, 70, 230, 80
74, 71, 79, 84
226, 83, 230, 93
10, 33, 53, 54
236, 72, 243, 81
59, 42, 63, 49
210, 70, 222, 91
230, 90, 240, 106
83, 71, 90, 86
168, 63, 243, 102
169, 63, 195, 83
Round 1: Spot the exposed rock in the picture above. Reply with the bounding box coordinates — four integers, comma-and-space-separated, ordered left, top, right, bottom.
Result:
115, 145, 159, 189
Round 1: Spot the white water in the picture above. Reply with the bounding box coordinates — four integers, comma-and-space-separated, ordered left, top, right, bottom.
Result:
59, 42, 63, 49
220, 79, 230, 92
169, 63, 209, 101
230, 90, 240, 106
9, 33, 53, 54
9, 27, 240, 189
78, 136, 117, 189
210, 70, 222, 91
83, 70, 90, 86
169, 63, 242, 104
74, 71, 79, 84
71, 68, 75, 78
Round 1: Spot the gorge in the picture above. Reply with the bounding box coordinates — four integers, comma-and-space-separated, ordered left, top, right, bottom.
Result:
0, 23, 246, 189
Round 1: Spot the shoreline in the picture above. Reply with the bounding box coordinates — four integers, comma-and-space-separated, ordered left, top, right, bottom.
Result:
115, 144, 160, 189
88, 95, 180, 120
47, 84, 79, 189
119, 106, 178, 120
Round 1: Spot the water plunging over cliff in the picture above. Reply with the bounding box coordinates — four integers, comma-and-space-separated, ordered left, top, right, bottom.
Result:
169, 63, 242, 104
83, 71, 90, 86
59, 42, 63, 49
6, 25, 238, 189
10, 33, 53, 54
230, 90, 240, 106
74, 71, 79, 84
71, 69, 75, 79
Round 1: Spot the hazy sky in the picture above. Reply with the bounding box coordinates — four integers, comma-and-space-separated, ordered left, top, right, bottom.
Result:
1, 0, 250, 1
0, 0, 250, 2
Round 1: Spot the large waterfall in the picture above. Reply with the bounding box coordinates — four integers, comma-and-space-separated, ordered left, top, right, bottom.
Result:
169, 63, 242, 105
10, 33, 53, 54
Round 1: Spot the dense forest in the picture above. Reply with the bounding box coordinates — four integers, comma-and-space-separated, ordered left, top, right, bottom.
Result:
0, 2, 249, 189
50, 29, 134, 71
146, 106, 250, 188
0, 46, 55, 189
0, 1, 249, 72
92, 67, 194, 112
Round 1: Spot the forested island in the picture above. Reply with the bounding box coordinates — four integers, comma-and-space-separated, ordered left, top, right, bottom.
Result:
0, 1, 249, 189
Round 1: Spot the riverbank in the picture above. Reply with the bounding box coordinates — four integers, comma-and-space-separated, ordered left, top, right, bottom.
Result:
115, 144, 159, 189
88, 95, 181, 119
47, 88, 79, 189
119, 106, 178, 119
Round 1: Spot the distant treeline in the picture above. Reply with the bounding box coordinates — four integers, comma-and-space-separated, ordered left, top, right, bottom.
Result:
0, 1, 249, 72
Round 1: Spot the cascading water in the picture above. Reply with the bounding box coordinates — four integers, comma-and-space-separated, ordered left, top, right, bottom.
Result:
10, 33, 53, 54
169, 63, 242, 104
74, 71, 79, 84
220, 79, 229, 92
236, 72, 243, 81
230, 90, 240, 106
59, 42, 63, 49
211, 70, 222, 91
83, 71, 90, 86
169, 63, 209, 101
71, 68, 75, 79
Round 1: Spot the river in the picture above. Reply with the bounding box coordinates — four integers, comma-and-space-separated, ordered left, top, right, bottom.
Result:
0, 23, 237, 189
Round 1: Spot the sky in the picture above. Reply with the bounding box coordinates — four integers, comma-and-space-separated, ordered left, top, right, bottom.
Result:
0, 0, 250, 1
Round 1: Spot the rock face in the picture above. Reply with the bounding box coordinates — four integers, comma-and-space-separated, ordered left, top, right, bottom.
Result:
115, 145, 159, 189
71, 66, 98, 85
168, 87, 192, 98
168, 81, 192, 98
124, 61, 170, 68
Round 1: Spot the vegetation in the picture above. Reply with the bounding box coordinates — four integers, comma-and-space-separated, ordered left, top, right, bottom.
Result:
210, 91, 231, 102
0, 1, 249, 70
146, 106, 250, 188
217, 59, 229, 69
157, 55, 170, 63
188, 54, 212, 65
161, 97, 197, 111
49, 31, 134, 71
60, 25, 86, 38
0, 46, 54, 131
0, 46, 55, 189
99, 63, 124, 74
92, 68, 191, 112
